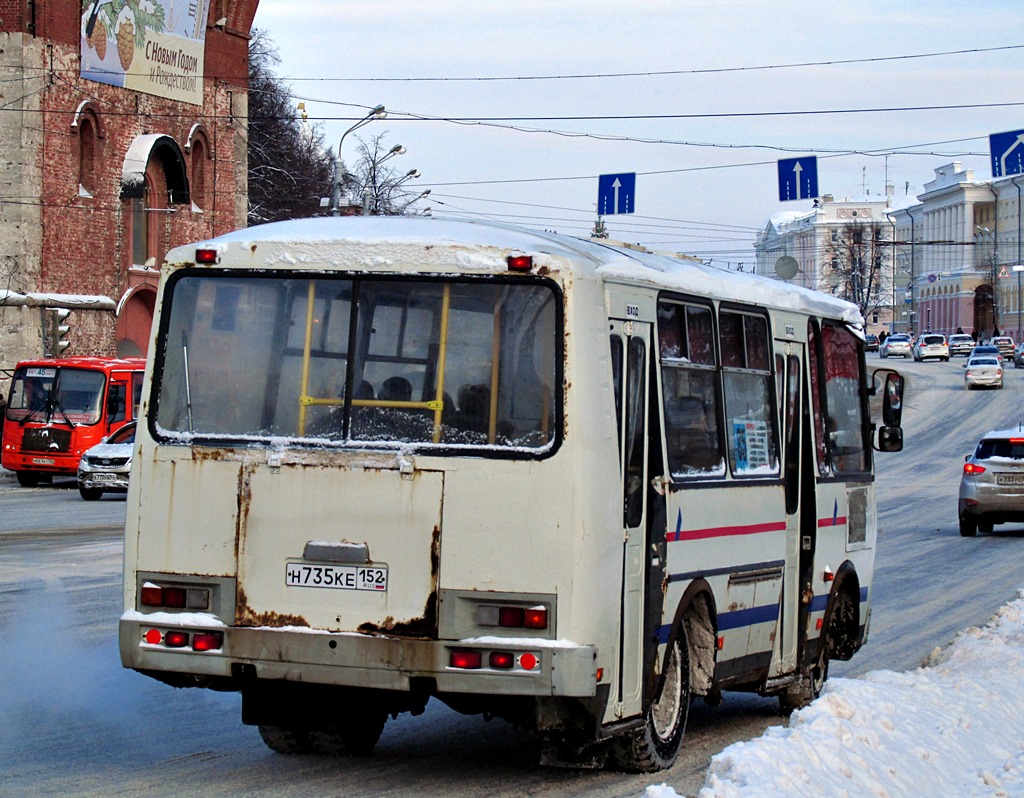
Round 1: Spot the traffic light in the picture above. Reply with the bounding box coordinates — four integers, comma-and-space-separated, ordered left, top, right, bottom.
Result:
46, 308, 72, 357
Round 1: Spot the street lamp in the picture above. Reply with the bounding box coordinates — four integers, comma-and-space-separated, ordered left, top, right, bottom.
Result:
331, 104, 386, 216
1014, 264, 1024, 341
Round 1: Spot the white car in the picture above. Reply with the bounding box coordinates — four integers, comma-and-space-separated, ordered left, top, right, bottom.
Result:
77, 421, 136, 500
913, 333, 949, 362
964, 356, 1003, 390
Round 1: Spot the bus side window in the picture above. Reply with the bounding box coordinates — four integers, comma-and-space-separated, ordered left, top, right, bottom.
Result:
132, 373, 144, 419
107, 384, 127, 424
610, 335, 624, 456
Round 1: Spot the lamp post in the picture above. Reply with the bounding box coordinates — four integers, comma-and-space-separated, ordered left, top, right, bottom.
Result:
331, 104, 386, 216
1014, 264, 1024, 341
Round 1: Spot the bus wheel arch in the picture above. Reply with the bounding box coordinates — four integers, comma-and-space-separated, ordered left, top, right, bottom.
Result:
676, 583, 716, 698
611, 615, 691, 771
824, 563, 862, 662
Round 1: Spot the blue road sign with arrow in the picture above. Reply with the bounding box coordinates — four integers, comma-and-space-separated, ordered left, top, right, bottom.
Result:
990, 129, 1024, 178
777, 157, 819, 202
598, 173, 636, 215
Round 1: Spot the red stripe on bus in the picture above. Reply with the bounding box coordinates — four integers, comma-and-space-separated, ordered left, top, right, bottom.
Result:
668, 521, 787, 542
817, 516, 847, 528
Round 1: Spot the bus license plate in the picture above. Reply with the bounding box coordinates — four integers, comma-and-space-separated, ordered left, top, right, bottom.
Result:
285, 563, 388, 592
32, 457, 55, 465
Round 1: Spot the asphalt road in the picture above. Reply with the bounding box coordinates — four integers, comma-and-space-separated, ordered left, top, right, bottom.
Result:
1, 353, 1022, 797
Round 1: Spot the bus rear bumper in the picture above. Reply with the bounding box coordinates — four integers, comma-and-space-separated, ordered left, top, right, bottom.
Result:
119, 618, 598, 698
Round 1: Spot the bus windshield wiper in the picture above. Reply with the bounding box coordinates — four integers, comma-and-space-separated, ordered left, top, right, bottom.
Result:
18, 405, 46, 426
51, 401, 76, 427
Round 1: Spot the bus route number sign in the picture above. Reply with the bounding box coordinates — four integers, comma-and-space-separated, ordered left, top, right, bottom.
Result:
285, 562, 388, 592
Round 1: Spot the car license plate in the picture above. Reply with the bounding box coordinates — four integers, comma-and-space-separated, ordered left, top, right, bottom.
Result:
93, 473, 117, 482
997, 474, 1024, 486
32, 457, 55, 465
285, 562, 388, 591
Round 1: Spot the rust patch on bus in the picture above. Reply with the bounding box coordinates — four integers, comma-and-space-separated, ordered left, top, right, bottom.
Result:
357, 524, 440, 639
236, 465, 252, 561
235, 586, 309, 628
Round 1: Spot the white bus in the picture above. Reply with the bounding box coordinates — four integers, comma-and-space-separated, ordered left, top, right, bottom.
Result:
120, 217, 904, 771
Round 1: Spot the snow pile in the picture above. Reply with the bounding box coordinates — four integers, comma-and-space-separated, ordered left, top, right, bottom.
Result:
651, 589, 1024, 798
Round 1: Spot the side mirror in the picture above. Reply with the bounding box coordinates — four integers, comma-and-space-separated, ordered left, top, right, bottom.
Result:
882, 372, 904, 427
877, 425, 902, 452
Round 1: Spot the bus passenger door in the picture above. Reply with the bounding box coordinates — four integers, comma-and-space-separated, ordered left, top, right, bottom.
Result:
774, 347, 805, 675
610, 320, 652, 719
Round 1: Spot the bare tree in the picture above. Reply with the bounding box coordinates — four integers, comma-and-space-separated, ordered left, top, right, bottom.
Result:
247, 29, 333, 225
821, 222, 889, 320
347, 134, 430, 216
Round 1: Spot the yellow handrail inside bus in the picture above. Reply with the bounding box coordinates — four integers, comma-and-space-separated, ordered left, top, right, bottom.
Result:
298, 281, 316, 435
432, 284, 452, 443
488, 292, 503, 444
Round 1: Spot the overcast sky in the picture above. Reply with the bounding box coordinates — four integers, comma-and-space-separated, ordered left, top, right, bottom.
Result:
250, 1, 1023, 268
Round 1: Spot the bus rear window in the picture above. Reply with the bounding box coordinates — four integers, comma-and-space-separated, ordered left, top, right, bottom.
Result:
153, 275, 560, 453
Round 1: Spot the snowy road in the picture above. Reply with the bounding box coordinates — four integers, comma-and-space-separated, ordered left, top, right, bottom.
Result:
1, 354, 1021, 797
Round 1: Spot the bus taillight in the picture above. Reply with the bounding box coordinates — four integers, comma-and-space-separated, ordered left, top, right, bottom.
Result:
523, 608, 548, 629
164, 631, 189, 648
489, 652, 515, 669
192, 632, 223, 652
476, 604, 549, 630
450, 651, 482, 669
140, 583, 210, 610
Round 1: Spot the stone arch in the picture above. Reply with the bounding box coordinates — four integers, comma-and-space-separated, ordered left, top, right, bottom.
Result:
121, 134, 190, 205
115, 285, 157, 357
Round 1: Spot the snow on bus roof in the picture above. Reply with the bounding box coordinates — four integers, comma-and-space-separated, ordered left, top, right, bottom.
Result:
168, 217, 861, 325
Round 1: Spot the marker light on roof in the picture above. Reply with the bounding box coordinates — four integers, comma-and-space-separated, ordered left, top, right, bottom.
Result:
195, 248, 219, 264
507, 255, 533, 271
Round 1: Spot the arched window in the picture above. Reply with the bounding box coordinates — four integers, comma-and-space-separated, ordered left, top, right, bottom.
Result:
190, 134, 208, 210
79, 117, 97, 196
72, 102, 104, 198
122, 134, 189, 268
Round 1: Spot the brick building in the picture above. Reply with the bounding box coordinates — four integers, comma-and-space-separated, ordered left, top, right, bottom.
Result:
0, 0, 258, 372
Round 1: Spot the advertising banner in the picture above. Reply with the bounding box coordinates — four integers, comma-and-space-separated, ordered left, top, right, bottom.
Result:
80, 0, 213, 106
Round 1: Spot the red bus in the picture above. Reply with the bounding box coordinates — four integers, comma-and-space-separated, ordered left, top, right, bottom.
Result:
2, 356, 145, 487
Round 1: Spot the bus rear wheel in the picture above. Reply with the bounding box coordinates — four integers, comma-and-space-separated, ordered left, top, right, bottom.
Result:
257, 725, 313, 754
308, 712, 387, 755
610, 627, 690, 772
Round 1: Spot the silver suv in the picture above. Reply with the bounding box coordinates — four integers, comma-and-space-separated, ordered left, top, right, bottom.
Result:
959, 429, 1024, 536
948, 333, 976, 357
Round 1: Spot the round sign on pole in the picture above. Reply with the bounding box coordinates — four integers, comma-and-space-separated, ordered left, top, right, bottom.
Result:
775, 256, 799, 280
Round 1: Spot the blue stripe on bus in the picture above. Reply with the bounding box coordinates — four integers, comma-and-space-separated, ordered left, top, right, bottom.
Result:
658, 587, 869, 643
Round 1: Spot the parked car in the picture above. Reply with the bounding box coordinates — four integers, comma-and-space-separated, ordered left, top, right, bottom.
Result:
1014, 342, 1024, 368
912, 333, 949, 362
990, 336, 1016, 358
864, 334, 879, 352
963, 355, 1003, 390
879, 333, 912, 358
959, 428, 1024, 536
77, 420, 136, 500
948, 333, 976, 357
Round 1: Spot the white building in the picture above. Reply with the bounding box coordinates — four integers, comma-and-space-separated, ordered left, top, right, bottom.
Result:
889, 162, 1024, 340
754, 195, 894, 331
756, 163, 1024, 340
